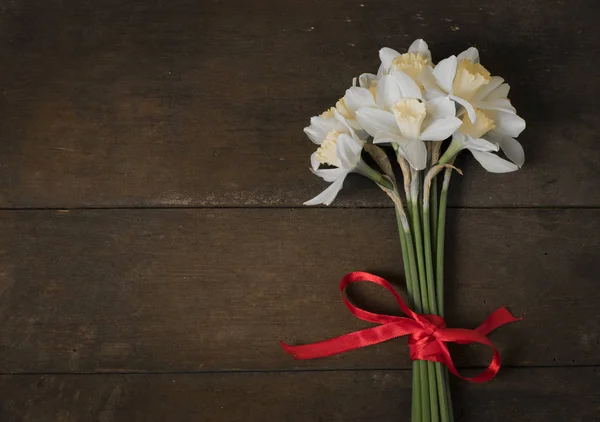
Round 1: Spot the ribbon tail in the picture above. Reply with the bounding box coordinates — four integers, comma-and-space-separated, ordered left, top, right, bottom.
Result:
281, 322, 416, 360
475, 307, 521, 336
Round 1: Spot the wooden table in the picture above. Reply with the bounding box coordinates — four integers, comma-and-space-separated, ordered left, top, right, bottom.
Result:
0, 1, 598, 420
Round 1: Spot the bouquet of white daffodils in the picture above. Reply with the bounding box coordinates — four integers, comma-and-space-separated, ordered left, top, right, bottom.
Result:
303, 40, 525, 422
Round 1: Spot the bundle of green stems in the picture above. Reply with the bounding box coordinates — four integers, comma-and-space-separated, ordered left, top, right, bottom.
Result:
363, 142, 459, 422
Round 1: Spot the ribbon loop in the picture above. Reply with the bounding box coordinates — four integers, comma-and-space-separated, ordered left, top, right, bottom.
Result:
281, 271, 521, 383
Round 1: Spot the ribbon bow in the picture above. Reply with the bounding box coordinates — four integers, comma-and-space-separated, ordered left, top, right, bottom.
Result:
281, 271, 520, 383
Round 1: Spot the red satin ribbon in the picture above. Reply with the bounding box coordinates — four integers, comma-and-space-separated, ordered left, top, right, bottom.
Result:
281, 271, 521, 383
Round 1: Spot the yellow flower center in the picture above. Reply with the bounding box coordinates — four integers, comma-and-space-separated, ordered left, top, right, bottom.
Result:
391, 99, 427, 140
335, 97, 353, 119
320, 107, 336, 119
459, 109, 495, 138
392, 53, 430, 82
452, 60, 491, 101
315, 131, 342, 167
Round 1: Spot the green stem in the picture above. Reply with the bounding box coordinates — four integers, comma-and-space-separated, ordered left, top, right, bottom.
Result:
422, 204, 437, 315
424, 167, 456, 422
422, 204, 441, 422
409, 199, 430, 320
395, 209, 422, 422
396, 212, 413, 307
436, 167, 455, 422
403, 224, 430, 422
426, 361, 439, 422
357, 161, 394, 191
409, 173, 429, 313
444, 366, 455, 422
403, 224, 422, 314
409, 171, 439, 422
436, 169, 452, 317
435, 363, 451, 422
431, 178, 439, 262
430, 143, 441, 262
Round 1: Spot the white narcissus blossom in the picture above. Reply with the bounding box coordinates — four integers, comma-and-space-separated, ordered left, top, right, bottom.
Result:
332, 86, 378, 133
355, 71, 461, 170
420, 47, 499, 123
378, 39, 432, 83
352, 39, 431, 105
447, 107, 526, 172
303, 111, 371, 206
304, 109, 347, 147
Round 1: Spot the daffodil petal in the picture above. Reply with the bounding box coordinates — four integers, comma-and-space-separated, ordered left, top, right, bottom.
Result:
469, 150, 519, 173
425, 96, 456, 120
486, 83, 511, 101
345, 87, 376, 112
457, 47, 480, 64
355, 108, 399, 138
419, 117, 462, 141
379, 47, 401, 71
499, 136, 525, 168
304, 126, 325, 144
486, 133, 525, 167
348, 119, 363, 131
312, 167, 346, 183
477, 98, 516, 114
336, 134, 364, 169
358, 73, 379, 89
419, 66, 445, 99
433, 55, 458, 94
408, 39, 432, 62
473, 76, 505, 101
399, 139, 428, 170
490, 111, 526, 137
392, 70, 423, 99
304, 176, 347, 206
304, 116, 345, 144
376, 74, 403, 109
332, 109, 357, 138
450, 94, 477, 123
310, 151, 320, 171
463, 136, 499, 152
373, 131, 411, 145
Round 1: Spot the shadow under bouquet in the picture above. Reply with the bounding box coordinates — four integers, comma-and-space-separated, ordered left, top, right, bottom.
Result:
282, 39, 526, 422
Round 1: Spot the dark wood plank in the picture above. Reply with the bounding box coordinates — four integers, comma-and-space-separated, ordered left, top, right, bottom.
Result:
0, 0, 598, 207
0, 208, 597, 371
0, 367, 597, 421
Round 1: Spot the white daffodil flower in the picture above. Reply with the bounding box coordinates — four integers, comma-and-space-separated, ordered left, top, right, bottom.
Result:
304, 112, 371, 206
355, 90, 462, 170
378, 39, 432, 83
332, 86, 379, 132
303, 109, 348, 146
351, 39, 430, 110
444, 108, 526, 172
420, 47, 498, 123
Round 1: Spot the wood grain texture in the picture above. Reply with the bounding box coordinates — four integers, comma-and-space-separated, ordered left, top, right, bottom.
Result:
0, 208, 597, 372
0, 367, 597, 421
0, 0, 598, 207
